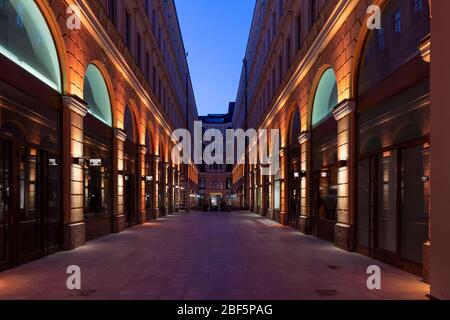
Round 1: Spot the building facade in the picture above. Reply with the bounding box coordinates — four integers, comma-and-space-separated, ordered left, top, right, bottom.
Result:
0, 0, 198, 271
233, 0, 431, 280
198, 103, 234, 211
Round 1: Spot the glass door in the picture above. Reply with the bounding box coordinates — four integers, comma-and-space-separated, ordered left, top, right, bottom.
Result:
356, 143, 429, 274
400, 145, 429, 273
18, 147, 44, 261
43, 152, 62, 253
124, 174, 137, 227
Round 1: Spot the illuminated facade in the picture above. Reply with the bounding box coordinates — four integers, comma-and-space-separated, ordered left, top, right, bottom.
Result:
233, 0, 432, 280
0, 0, 198, 270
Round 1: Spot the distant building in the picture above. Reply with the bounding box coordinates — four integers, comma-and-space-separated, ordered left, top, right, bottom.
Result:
198, 103, 235, 211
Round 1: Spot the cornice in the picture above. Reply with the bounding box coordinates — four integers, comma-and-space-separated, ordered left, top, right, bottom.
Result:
419, 34, 431, 63
63, 95, 89, 117
333, 99, 355, 121
114, 128, 127, 142
298, 132, 311, 145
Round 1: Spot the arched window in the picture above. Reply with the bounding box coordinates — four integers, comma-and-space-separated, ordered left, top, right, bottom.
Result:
0, 0, 62, 92
289, 108, 301, 146
145, 128, 152, 152
311, 68, 338, 128
124, 106, 136, 143
83, 64, 113, 127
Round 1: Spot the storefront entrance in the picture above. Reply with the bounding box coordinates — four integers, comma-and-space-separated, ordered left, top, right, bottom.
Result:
357, 140, 430, 275
312, 164, 338, 243
0, 138, 62, 271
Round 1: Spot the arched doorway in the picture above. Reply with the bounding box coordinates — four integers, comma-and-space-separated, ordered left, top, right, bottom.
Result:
287, 108, 301, 228
311, 68, 339, 243
0, 0, 63, 270
82, 64, 114, 241
355, 0, 430, 275
123, 105, 138, 227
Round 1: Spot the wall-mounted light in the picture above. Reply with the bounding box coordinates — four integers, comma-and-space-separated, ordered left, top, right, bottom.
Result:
49, 158, 59, 167
321, 171, 330, 178
422, 176, 430, 182
89, 159, 103, 167
142, 176, 153, 182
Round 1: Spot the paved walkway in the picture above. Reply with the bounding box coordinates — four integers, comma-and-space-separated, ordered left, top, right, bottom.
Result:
0, 212, 429, 300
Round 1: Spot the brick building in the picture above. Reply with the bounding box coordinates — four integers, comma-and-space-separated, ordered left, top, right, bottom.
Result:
232, 0, 431, 280
0, 0, 199, 270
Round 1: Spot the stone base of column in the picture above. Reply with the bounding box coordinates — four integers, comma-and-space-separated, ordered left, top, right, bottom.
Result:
267, 209, 273, 220
334, 223, 354, 251
423, 241, 431, 283
273, 210, 280, 223
139, 211, 147, 225
113, 214, 126, 233
261, 208, 268, 217
279, 212, 288, 226
298, 216, 312, 235
64, 222, 86, 250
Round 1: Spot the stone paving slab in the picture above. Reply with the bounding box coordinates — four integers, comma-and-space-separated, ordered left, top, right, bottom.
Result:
0, 212, 429, 300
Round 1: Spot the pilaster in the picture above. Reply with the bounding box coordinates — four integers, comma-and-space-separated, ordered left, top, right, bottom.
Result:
62, 95, 88, 249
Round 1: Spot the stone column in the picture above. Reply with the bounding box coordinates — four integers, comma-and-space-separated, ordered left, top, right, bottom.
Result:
298, 132, 312, 234
153, 155, 160, 218
163, 162, 169, 216
168, 165, 174, 214
138, 145, 147, 224
261, 166, 268, 217
332, 100, 355, 251
113, 128, 127, 233
419, 34, 431, 282
279, 147, 288, 226
62, 95, 88, 250
250, 168, 254, 213
174, 169, 180, 212
267, 174, 273, 219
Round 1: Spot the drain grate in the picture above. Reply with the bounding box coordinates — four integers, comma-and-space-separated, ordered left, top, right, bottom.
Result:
70, 289, 97, 297
316, 289, 339, 297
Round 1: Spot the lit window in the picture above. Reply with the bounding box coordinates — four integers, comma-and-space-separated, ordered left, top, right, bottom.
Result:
394, 10, 401, 34
0, 0, 61, 92
83, 64, 113, 126
377, 27, 385, 52
414, 0, 423, 15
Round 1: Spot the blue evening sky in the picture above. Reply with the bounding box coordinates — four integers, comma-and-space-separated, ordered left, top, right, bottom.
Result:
175, 0, 255, 116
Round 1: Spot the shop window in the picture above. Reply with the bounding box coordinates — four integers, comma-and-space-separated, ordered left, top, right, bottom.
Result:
124, 106, 136, 143
84, 163, 111, 218
273, 180, 280, 210
311, 68, 338, 128
83, 64, 113, 127
0, 0, 62, 92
